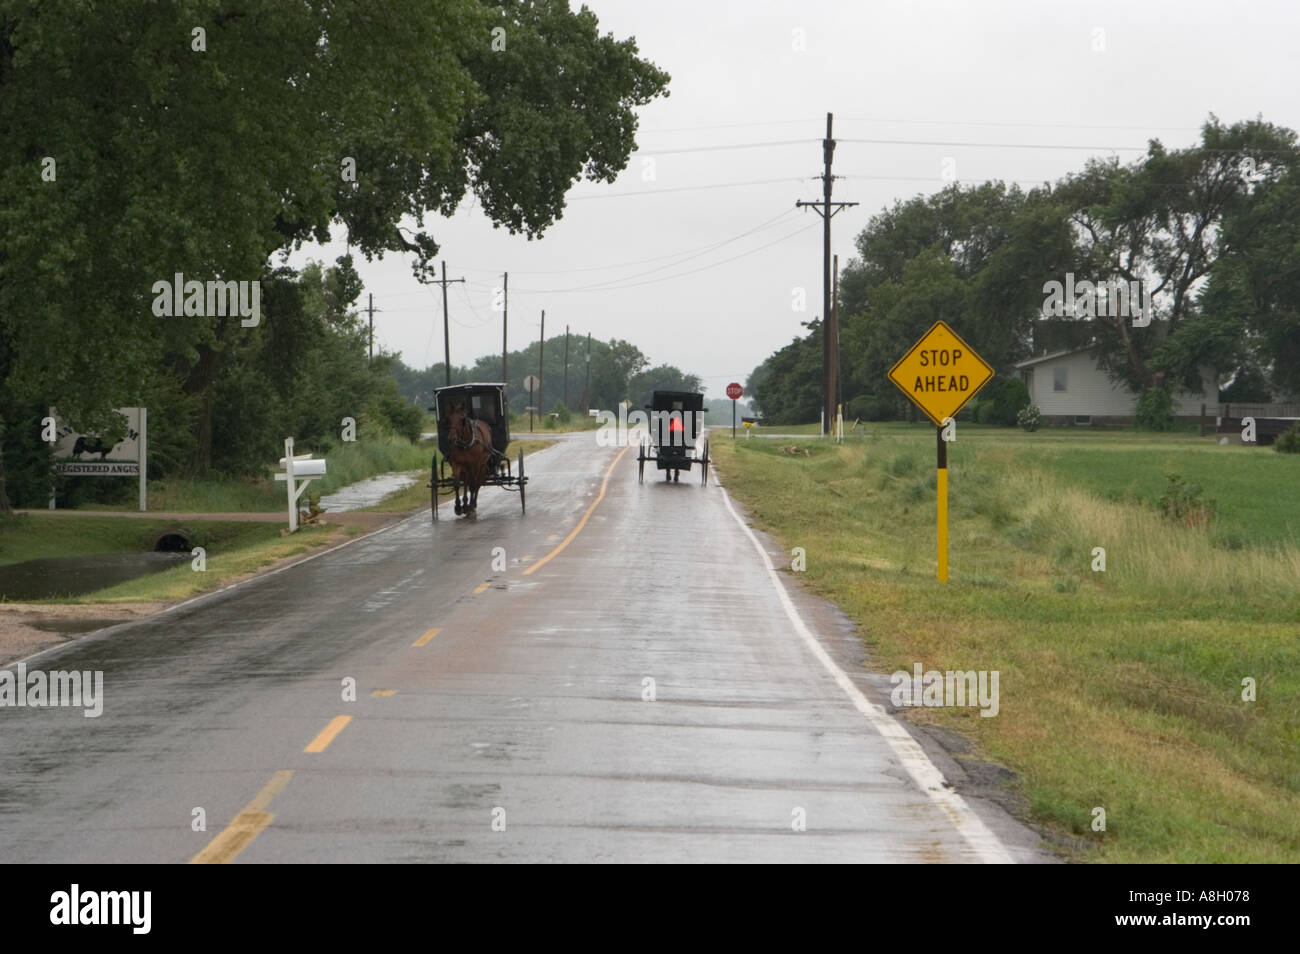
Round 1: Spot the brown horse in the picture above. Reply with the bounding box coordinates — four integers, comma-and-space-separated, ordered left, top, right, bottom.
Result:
446, 402, 494, 516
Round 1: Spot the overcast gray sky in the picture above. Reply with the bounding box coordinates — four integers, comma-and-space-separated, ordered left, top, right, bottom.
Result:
289, 0, 1300, 399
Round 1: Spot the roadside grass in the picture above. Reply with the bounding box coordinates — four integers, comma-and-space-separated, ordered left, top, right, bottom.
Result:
711, 426, 1300, 863
0, 514, 277, 568
0, 513, 338, 603
357, 438, 557, 513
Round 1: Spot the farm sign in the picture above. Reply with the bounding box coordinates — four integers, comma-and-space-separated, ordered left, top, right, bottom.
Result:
49, 406, 149, 512
52, 407, 143, 476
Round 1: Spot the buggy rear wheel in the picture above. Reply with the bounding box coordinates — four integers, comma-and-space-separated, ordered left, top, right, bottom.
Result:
518, 448, 526, 515
430, 453, 439, 523
700, 439, 710, 485
637, 439, 646, 484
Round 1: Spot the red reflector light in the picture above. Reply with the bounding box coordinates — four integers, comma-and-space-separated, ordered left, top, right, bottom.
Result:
669, 418, 683, 431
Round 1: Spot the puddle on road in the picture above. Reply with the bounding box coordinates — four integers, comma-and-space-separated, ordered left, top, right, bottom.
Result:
0, 552, 191, 601
319, 471, 418, 512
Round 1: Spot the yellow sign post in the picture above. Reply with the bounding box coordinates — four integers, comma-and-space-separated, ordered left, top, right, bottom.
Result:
887, 321, 994, 582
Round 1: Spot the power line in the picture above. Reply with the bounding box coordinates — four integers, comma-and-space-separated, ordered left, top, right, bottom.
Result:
569, 175, 805, 200
459, 209, 797, 275
512, 211, 799, 293
838, 137, 1148, 151
840, 115, 1201, 134
513, 220, 818, 294
631, 138, 816, 156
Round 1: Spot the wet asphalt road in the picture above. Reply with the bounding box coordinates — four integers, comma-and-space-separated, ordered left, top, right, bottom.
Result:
0, 433, 1046, 863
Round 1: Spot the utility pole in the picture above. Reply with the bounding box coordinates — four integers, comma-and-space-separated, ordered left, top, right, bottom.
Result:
832, 253, 841, 436
501, 272, 509, 385
563, 325, 570, 407
430, 261, 465, 387
366, 293, 378, 364
796, 112, 857, 435
583, 332, 592, 413
538, 311, 545, 420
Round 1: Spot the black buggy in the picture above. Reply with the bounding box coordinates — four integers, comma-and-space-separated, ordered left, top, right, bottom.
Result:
636, 389, 710, 485
427, 382, 527, 522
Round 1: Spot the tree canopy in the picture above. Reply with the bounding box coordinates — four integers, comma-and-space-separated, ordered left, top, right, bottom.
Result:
0, 1, 669, 505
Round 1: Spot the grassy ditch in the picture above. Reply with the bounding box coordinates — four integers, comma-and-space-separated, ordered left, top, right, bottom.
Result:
712, 426, 1300, 863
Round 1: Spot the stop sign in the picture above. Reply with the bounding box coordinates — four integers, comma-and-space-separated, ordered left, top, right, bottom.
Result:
726, 382, 743, 400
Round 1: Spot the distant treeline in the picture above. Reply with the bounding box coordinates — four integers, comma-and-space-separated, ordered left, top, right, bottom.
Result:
748, 117, 1300, 424
391, 337, 702, 419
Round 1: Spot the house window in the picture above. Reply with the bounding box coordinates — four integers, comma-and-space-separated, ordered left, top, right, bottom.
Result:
1074, 415, 1091, 426
1053, 367, 1068, 392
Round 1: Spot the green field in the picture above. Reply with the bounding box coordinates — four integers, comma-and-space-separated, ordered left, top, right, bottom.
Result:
712, 424, 1300, 863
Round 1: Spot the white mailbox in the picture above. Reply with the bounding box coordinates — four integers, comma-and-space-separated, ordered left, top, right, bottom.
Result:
273, 437, 327, 532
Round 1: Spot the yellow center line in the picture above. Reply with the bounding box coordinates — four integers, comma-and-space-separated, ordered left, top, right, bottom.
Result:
371, 689, 396, 697
189, 769, 293, 864
472, 582, 490, 595
412, 627, 441, 647
524, 444, 631, 576
304, 715, 352, 753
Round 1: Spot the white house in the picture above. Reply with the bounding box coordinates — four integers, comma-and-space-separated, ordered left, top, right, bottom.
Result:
1013, 347, 1218, 425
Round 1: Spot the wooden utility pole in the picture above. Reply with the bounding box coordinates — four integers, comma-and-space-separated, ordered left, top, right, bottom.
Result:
502, 272, 509, 384
366, 293, 378, 363
431, 262, 465, 386
832, 253, 840, 433
583, 332, 592, 412
563, 325, 570, 407
538, 310, 545, 419
796, 112, 857, 435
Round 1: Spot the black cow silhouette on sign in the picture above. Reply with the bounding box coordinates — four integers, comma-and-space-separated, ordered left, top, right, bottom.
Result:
72, 435, 113, 459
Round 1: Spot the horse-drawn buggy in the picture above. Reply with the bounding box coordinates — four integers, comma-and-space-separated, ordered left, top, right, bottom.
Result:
428, 383, 526, 521
636, 389, 710, 484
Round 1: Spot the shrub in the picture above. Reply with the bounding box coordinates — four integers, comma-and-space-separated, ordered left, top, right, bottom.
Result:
551, 402, 572, 424
1157, 473, 1215, 528
1017, 404, 1041, 432
991, 377, 1031, 426
1135, 386, 1174, 431
847, 394, 892, 421
1274, 423, 1300, 454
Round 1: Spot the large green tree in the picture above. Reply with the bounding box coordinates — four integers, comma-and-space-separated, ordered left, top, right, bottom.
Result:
0, 0, 669, 490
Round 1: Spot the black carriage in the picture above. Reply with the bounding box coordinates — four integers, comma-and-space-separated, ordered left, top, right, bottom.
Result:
636, 389, 709, 485
428, 383, 526, 522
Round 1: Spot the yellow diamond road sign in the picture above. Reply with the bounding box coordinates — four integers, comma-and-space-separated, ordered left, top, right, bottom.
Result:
888, 321, 994, 426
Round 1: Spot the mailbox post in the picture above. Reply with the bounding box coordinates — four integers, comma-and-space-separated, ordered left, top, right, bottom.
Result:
274, 437, 327, 532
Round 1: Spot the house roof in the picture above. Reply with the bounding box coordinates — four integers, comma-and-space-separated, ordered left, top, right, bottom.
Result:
1013, 346, 1091, 370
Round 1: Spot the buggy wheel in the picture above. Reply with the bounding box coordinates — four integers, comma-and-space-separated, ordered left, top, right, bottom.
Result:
430, 453, 439, 523
518, 448, 526, 515
637, 440, 646, 484
701, 439, 710, 485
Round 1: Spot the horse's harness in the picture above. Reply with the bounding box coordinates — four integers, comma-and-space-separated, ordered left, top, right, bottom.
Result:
449, 414, 485, 451
449, 413, 502, 463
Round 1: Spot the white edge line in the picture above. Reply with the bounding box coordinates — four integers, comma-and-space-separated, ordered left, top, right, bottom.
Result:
6, 510, 420, 670
711, 467, 1017, 864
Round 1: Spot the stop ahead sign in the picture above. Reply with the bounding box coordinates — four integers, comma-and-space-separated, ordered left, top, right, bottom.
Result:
726, 382, 743, 400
